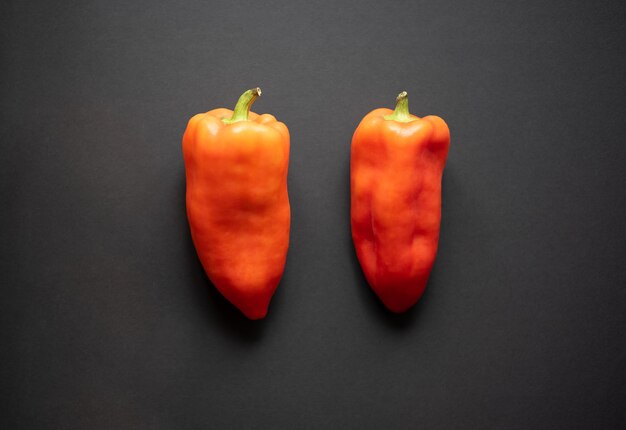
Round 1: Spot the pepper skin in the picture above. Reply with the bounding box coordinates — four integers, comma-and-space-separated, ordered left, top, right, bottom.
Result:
183, 88, 290, 319
351, 91, 450, 313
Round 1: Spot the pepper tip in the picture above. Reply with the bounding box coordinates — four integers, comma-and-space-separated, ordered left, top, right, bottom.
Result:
396, 91, 408, 102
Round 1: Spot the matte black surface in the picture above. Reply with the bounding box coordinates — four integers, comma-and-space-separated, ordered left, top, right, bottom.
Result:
2, 1, 625, 428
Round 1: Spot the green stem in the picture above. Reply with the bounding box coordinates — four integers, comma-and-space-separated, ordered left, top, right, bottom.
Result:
222, 87, 262, 124
384, 91, 417, 123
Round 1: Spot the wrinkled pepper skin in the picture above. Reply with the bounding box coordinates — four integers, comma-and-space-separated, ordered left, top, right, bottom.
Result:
351, 92, 450, 313
183, 89, 290, 319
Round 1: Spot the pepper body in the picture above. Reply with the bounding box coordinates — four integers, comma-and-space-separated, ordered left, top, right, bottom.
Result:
351, 93, 450, 312
183, 90, 290, 319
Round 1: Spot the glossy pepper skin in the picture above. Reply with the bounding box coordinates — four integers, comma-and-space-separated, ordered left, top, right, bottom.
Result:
183, 88, 290, 319
351, 92, 450, 313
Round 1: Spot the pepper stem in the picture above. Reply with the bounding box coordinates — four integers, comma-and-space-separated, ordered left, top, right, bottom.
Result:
223, 87, 262, 124
384, 91, 416, 123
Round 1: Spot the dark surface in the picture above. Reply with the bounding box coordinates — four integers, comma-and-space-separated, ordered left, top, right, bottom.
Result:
2, 0, 625, 428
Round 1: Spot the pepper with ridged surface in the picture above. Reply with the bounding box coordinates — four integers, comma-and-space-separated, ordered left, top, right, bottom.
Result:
351, 91, 450, 312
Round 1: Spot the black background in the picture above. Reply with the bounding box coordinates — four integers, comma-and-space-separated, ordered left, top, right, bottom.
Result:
2, 0, 625, 428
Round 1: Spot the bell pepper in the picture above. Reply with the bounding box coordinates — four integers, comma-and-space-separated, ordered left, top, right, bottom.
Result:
350, 91, 450, 313
182, 88, 290, 319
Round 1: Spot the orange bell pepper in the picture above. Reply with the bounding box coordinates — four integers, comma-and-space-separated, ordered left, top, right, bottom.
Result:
182, 88, 290, 319
351, 91, 450, 313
